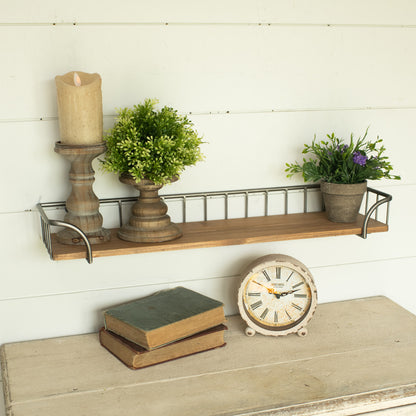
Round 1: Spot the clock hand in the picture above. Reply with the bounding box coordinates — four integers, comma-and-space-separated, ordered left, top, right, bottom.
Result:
252, 281, 276, 294
271, 288, 301, 298
278, 289, 301, 297
252, 281, 300, 299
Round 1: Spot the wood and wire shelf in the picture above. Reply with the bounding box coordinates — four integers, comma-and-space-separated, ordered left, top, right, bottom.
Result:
37, 184, 392, 263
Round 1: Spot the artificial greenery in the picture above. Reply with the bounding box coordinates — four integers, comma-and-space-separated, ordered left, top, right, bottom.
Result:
285, 129, 400, 184
102, 99, 204, 185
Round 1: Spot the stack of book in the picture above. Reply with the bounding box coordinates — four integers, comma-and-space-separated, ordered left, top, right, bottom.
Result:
100, 286, 227, 369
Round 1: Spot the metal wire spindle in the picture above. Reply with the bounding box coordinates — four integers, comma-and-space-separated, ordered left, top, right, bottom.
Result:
37, 185, 391, 263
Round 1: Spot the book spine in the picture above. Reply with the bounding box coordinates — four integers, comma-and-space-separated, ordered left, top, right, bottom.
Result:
99, 329, 135, 368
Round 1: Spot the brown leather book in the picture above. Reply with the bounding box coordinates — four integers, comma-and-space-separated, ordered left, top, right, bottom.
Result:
100, 324, 227, 369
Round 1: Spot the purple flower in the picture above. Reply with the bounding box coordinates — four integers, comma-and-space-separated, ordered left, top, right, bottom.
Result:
337, 144, 348, 153
353, 151, 368, 166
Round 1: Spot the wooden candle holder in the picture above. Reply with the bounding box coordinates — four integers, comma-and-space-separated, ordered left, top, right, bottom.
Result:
118, 174, 182, 243
55, 142, 111, 245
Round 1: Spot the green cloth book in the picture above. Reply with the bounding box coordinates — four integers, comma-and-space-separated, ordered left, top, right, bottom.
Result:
104, 287, 225, 350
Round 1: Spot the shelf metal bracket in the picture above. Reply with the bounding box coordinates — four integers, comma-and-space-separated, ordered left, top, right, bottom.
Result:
37, 203, 93, 264
360, 187, 392, 239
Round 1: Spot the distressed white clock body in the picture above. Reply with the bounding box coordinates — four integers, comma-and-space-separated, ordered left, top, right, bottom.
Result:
238, 254, 318, 337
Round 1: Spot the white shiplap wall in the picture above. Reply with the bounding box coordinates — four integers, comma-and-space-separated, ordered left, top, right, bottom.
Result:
0, 1, 415, 346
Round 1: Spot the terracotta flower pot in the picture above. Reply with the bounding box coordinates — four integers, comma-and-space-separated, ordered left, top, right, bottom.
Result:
118, 174, 182, 243
320, 181, 367, 223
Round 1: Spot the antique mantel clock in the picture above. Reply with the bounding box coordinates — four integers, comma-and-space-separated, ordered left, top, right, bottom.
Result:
238, 254, 318, 337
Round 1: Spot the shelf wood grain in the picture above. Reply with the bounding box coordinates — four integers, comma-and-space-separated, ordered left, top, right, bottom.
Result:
2, 297, 416, 415
49, 212, 388, 261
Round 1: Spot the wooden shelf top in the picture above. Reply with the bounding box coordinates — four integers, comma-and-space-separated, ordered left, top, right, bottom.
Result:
50, 212, 388, 261
2, 297, 416, 415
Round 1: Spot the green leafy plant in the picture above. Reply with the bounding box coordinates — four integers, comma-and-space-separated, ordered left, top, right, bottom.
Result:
101, 99, 204, 185
285, 129, 400, 184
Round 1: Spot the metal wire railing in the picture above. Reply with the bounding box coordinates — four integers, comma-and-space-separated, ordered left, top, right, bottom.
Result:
37, 184, 392, 263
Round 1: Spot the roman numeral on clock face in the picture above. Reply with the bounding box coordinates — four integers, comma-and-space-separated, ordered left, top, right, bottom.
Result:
291, 302, 302, 311
251, 300, 263, 310
276, 267, 281, 279
262, 270, 271, 281
248, 292, 261, 296
292, 281, 304, 289
294, 293, 307, 298
260, 308, 269, 319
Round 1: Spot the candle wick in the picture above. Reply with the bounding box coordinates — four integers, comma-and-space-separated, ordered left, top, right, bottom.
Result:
74, 72, 82, 87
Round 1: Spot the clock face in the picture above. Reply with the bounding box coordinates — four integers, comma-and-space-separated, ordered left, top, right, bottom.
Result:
238, 254, 317, 336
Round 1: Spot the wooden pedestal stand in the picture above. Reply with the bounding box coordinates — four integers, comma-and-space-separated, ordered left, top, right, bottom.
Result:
54, 142, 111, 245
118, 174, 182, 243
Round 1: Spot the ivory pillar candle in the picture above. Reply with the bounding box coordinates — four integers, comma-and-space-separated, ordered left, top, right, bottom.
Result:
55, 71, 103, 145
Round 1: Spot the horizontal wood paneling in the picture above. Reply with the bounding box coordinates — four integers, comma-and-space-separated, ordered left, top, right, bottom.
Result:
0, 275, 240, 343
0, 1, 415, 346
0, 25, 416, 120
1, 258, 415, 345
1, 0, 416, 25
0, 109, 410, 213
